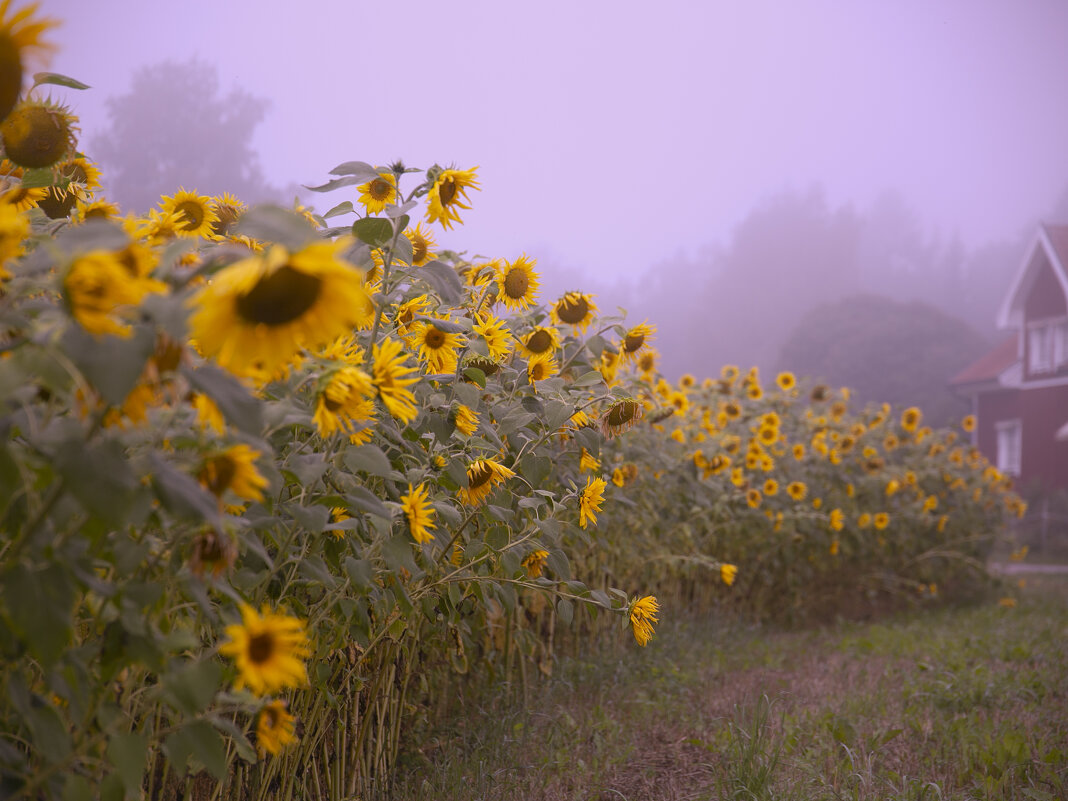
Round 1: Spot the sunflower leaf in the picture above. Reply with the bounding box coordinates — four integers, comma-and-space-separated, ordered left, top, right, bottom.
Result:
571, 371, 605, 388
149, 453, 222, 527
304, 175, 362, 193
19, 167, 55, 189
384, 201, 416, 219
182, 364, 264, 436
235, 205, 319, 249
415, 316, 469, 334
419, 260, 464, 305
328, 161, 381, 180
343, 445, 394, 478
323, 200, 354, 219
352, 217, 394, 248
32, 71, 91, 91
60, 323, 155, 406
462, 367, 486, 389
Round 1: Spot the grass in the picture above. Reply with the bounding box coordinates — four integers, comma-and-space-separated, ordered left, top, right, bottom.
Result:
392, 577, 1068, 801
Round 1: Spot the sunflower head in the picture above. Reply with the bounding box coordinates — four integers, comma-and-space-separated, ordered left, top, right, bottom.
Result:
628, 595, 660, 647
256, 700, 298, 757
520, 325, 560, 359
458, 458, 514, 505
425, 165, 479, 230
901, 406, 922, 433
160, 188, 219, 238
357, 172, 397, 215
198, 444, 269, 503
219, 604, 311, 696
210, 192, 246, 237
0, 96, 76, 168
189, 528, 237, 579
551, 291, 598, 332
620, 321, 655, 362
601, 399, 643, 437
521, 549, 550, 579
404, 222, 436, 266
527, 352, 558, 386
0, 2, 57, 120
495, 254, 540, 311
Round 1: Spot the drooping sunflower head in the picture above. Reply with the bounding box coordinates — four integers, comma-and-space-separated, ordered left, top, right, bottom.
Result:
471, 312, 513, 360
628, 595, 660, 647
357, 171, 397, 215
0, 2, 57, 120
210, 192, 246, 237
198, 443, 269, 503
189, 528, 238, 579
313, 364, 375, 438
457, 458, 514, 505
527, 352, 558, 386
404, 221, 436, 266
619, 321, 655, 363
495, 254, 540, 311
255, 700, 297, 757
519, 325, 560, 359
425, 165, 479, 230
551, 291, 598, 332
521, 549, 550, 579
452, 403, 479, 436
37, 156, 101, 218
371, 337, 420, 424
601, 398, 643, 438
578, 475, 607, 529
810, 384, 830, 403
219, 604, 311, 696
401, 482, 436, 544
0, 96, 76, 168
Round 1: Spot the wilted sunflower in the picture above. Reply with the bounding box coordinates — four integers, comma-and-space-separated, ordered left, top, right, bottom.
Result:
619, 321, 655, 363
457, 458, 514, 505
601, 398, 643, 437
452, 403, 479, 436
188, 239, 369, 377
161, 188, 219, 238
357, 172, 396, 214
495, 254, 540, 311
0, 96, 75, 168
210, 192, 246, 237
404, 222, 436, 266
313, 365, 375, 438
522, 549, 550, 579
628, 595, 660, 647
551, 291, 598, 333
412, 320, 464, 375
472, 313, 512, 360
401, 482, 436, 544
189, 528, 237, 579
0, 1, 57, 121
900, 406, 922, 433
256, 700, 297, 757
425, 165, 479, 230
519, 325, 560, 359
527, 352, 558, 386
35, 156, 101, 219
578, 475, 607, 529
372, 337, 420, 423
199, 444, 269, 503
64, 249, 164, 337
219, 604, 311, 696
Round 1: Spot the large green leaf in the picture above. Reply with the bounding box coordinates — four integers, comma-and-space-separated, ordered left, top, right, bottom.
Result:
352, 217, 393, 248
161, 658, 222, 715
163, 720, 227, 780
3, 564, 74, 666
54, 437, 139, 526
106, 731, 147, 799
61, 324, 155, 406
234, 205, 319, 250
419, 260, 464, 305
149, 454, 221, 525
182, 363, 263, 435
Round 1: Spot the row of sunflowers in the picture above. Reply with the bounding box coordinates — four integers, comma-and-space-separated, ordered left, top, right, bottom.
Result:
0, 6, 1021, 800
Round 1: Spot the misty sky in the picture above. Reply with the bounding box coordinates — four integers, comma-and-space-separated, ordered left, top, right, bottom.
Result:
47, 0, 1068, 283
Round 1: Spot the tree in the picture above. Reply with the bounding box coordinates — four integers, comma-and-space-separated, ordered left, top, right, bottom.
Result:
91, 59, 277, 212
776, 294, 990, 426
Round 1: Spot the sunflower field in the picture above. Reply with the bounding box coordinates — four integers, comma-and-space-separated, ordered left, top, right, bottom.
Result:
0, 6, 1025, 801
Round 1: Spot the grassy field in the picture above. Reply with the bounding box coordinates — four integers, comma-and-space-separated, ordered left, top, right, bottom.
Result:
393, 576, 1068, 801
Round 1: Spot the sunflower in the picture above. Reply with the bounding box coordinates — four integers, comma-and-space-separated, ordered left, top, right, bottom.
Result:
522, 549, 550, 579
636, 347, 658, 376
256, 700, 297, 757
64, 249, 164, 337
392, 294, 431, 341
189, 528, 237, 579
873, 512, 890, 530
161, 188, 219, 238
720, 563, 738, 586
0, 179, 43, 210
495, 255, 540, 311
371, 337, 420, 423
425, 165, 479, 230
601, 398, 643, 437
900, 406, 922, 433
0, 2, 57, 121
527, 352, 558, 386
457, 458, 514, 505
210, 192, 246, 236
611, 467, 626, 487
746, 489, 761, 509
313, 365, 375, 438
579, 475, 607, 529
0, 96, 75, 168
763, 478, 779, 496
619, 321, 655, 363
746, 383, 763, 401
412, 320, 464, 375
829, 508, 845, 532
580, 448, 600, 473
0, 196, 25, 272
775, 371, 796, 392
192, 392, 225, 435
73, 197, 121, 223
628, 595, 660, 647
199, 444, 269, 503
599, 348, 620, 385
452, 403, 478, 436
357, 172, 396, 214
858, 512, 872, 528
188, 239, 369, 377
404, 222, 437, 266
219, 603, 311, 696
551, 291, 598, 333
519, 325, 560, 359
961, 414, 976, 433
786, 481, 807, 501
472, 312, 512, 360
400, 482, 436, 544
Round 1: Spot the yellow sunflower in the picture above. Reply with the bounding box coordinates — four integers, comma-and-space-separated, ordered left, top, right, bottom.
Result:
775, 371, 796, 392
210, 192, 246, 237
550, 291, 598, 333
313, 365, 375, 438
372, 337, 420, 423
219, 604, 311, 696
578, 475, 606, 529
519, 325, 560, 359
619, 321, 655, 363
402, 222, 437, 267
73, 197, 121, 223
425, 165, 479, 230
256, 700, 297, 757
64, 249, 164, 337
900, 406, 922, 433
192, 392, 226, 435
786, 481, 807, 501
636, 347, 658, 376
495, 254, 540, 311
0, 1, 57, 121
0, 196, 26, 274
472, 313, 512, 360
392, 294, 431, 341
873, 512, 890, 530
457, 458, 515, 505
522, 549, 550, 579
601, 398, 643, 437
199, 444, 269, 503
357, 172, 396, 214
401, 482, 436, 544
188, 239, 369, 377
720, 563, 738, 586
452, 403, 479, 436
161, 188, 219, 238
829, 508, 845, 532
527, 352, 558, 386
580, 447, 600, 473
628, 595, 660, 647
961, 414, 976, 433
412, 320, 464, 375
0, 96, 76, 169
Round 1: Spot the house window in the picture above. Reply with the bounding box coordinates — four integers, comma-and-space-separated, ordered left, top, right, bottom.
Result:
1029, 325, 1053, 373
1054, 321, 1068, 368
995, 419, 1022, 476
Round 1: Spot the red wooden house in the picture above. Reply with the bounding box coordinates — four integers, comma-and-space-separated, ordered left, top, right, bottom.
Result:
950, 224, 1068, 491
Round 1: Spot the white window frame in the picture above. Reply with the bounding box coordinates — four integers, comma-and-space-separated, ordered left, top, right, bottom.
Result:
1054, 320, 1068, 369
995, 419, 1022, 476
1029, 324, 1053, 373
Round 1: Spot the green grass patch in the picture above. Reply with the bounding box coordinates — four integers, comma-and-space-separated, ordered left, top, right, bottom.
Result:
394, 578, 1068, 800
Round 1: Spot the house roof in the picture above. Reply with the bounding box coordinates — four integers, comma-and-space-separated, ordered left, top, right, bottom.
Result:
996, 223, 1068, 329
949, 336, 1019, 387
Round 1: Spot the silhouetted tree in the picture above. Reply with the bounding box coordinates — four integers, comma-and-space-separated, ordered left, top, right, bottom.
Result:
91, 59, 277, 212
776, 294, 989, 426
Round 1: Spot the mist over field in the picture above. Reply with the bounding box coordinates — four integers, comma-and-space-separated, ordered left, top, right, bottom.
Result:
49, 0, 1068, 400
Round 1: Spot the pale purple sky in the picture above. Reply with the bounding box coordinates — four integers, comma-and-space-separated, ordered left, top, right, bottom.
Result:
47, 0, 1068, 281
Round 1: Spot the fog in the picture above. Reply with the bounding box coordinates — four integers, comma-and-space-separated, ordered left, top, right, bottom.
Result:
46, 0, 1068, 390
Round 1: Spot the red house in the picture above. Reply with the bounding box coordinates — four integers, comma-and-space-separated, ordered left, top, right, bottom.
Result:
950, 224, 1068, 491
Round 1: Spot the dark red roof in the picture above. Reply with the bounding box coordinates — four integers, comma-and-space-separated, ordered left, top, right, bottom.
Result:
1045, 224, 1068, 270
949, 336, 1018, 386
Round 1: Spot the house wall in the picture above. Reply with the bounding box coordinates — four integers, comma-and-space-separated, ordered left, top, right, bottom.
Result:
1024, 255, 1067, 319
978, 384, 1068, 491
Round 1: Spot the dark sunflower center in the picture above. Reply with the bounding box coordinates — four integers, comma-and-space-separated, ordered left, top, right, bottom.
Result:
623, 333, 645, 353
323, 395, 344, 412
607, 402, 637, 427
261, 705, 281, 729
672, 396, 685, 409
638, 353, 654, 370
530, 362, 546, 380
503, 268, 529, 299
248, 632, 276, 665
438, 179, 457, 206
369, 177, 392, 201
468, 464, 494, 490
424, 326, 446, 349
212, 205, 241, 237
410, 235, 427, 264
526, 330, 551, 354
236, 265, 322, 326
467, 357, 499, 376
556, 297, 588, 324
175, 200, 205, 232
202, 455, 237, 496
